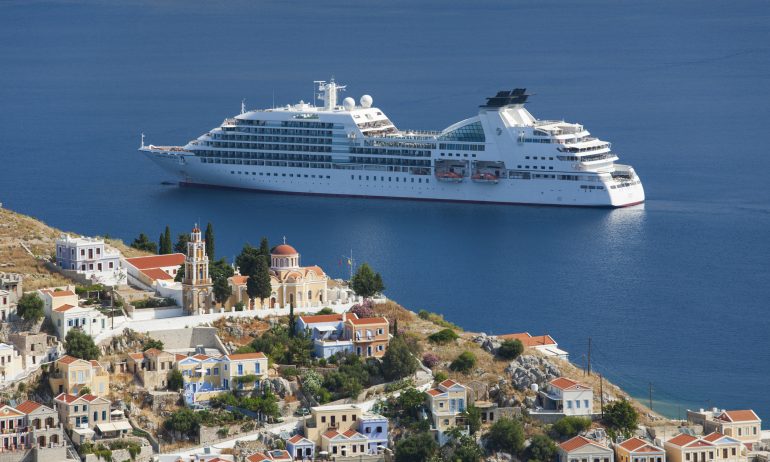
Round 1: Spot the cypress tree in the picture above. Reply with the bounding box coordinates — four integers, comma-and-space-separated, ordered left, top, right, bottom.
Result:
158, 233, 165, 254
205, 222, 215, 261
288, 304, 296, 337
160, 226, 173, 254
174, 233, 189, 254
259, 237, 270, 258
393, 318, 399, 337
251, 255, 273, 308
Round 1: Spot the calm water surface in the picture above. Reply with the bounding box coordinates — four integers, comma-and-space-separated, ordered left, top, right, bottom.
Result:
2, 0, 769, 418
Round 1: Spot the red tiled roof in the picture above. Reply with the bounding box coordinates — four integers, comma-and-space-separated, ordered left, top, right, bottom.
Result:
560, 436, 607, 452
667, 433, 699, 447
143, 348, 165, 357
550, 377, 588, 391
54, 393, 78, 404
192, 354, 210, 360
342, 429, 359, 438
246, 453, 269, 462
49, 290, 76, 297
140, 268, 175, 281
227, 352, 267, 360
718, 410, 760, 423
499, 332, 557, 347
323, 429, 340, 439
58, 355, 80, 365
125, 254, 184, 270
619, 437, 662, 453
80, 394, 99, 402
299, 314, 343, 324
439, 379, 460, 389
128, 352, 144, 360
15, 400, 42, 414
287, 435, 305, 444
230, 275, 249, 285
175, 354, 187, 361
54, 304, 77, 312
426, 388, 442, 397
348, 316, 388, 325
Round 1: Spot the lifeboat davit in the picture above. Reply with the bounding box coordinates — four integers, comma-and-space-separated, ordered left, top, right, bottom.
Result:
436, 171, 464, 183
471, 173, 499, 184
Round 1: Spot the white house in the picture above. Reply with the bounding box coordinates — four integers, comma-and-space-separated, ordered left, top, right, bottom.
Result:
38, 288, 79, 317
123, 254, 185, 291
51, 304, 108, 340
539, 377, 593, 416
0, 343, 24, 383
559, 436, 614, 462
55, 234, 126, 286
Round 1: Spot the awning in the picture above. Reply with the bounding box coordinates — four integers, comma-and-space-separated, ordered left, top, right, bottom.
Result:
96, 421, 133, 433
314, 325, 337, 332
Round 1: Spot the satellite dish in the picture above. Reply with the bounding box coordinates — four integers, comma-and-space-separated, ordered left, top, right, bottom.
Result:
360, 94, 373, 108
343, 97, 355, 111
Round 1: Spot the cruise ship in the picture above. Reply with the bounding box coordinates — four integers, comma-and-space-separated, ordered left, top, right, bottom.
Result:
139, 80, 644, 207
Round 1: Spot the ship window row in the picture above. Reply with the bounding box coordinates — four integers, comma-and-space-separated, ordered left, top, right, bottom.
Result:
350, 174, 429, 184
230, 170, 331, 179
199, 143, 332, 153
521, 138, 556, 144
440, 153, 477, 158
525, 156, 554, 161
517, 165, 555, 170
350, 156, 431, 167
350, 147, 431, 158
197, 151, 332, 162
610, 179, 641, 189
209, 136, 332, 145
366, 140, 436, 150
214, 159, 332, 169
557, 143, 610, 153
281, 121, 335, 129
438, 143, 485, 151
580, 185, 606, 190
216, 127, 333, 137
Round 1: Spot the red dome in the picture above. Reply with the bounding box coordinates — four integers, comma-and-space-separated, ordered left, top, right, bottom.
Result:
271, 244, 298, 255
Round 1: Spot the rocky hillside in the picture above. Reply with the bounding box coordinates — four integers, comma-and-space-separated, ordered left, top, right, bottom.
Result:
0, 206, 149, 289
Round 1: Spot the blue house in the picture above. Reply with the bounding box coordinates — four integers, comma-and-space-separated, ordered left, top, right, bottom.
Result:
296, 313, 354, 359
286, 435, 315, 460
359, 413, 389, 453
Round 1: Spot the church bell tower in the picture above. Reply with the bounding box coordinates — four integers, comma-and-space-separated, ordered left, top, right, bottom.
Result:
182, 224, 213, 314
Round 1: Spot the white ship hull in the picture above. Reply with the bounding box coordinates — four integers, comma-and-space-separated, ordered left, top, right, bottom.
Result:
141, 149, 644, 207
139, 81, 645, 208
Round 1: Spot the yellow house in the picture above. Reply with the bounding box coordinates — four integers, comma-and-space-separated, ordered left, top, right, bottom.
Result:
304, 404, 363, 445
701, 410, 762, 445
126, 348, 177, 390
616, 437, 665, 462
48, 355, 110, 397
425, 379, 469, 445
175, 352, 269, 405
664, 433, 745, 462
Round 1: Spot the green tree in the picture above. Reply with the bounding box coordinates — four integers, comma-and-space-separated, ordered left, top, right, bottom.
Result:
159, 226, 173, 254
392, 318, 399, 337
550, 416, 592, 440
209, 258, 234, 305
174, 233, 189, 253
317, 307, 334, 315
236, 244, 261, 275
450, 351, 476, 374
16, 293, 44, 322
525, 434, 558, 462
131, 233, 157, 253
259, 237, 270, 258
393, 387, 425, 420
163, 408, 200, 438
396, 432, 438, 462
288, 304, 296, 337
448, 434, 485, 462
205, 222, 215, 261
350, 263, 384, 298
213, 277, 231, 305
143, 339, 164, 351
248, 255, 272, 307
167, 369, 184, 391
497, 339, 525, 360
381, 335, 418, 380
428, 328, 459, 345
462, 404, 482, 435
603, 399, 639, 438
174, 264, 185, 282
78, 386, 92, 396
485, 417, 525, 455
65, 329, 100, 360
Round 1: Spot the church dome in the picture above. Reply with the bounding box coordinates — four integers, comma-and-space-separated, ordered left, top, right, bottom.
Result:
271, 244, 298, 256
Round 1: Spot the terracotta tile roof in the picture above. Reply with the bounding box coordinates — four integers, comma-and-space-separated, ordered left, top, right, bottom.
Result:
192, 354, 210, 360
227, 352, 267, 360
54, 304, 77, 312
230, 275, 249, 285
347, 316, 388, 325
702, 433, 725, 442
89, 360, 103, 368
667, 433, 699, 447
299, 314, 343, 324
426, 388, 443, 397
560, 436, 607, 452
175, 354, 187, 361
140, 268, 174, 281
124, 253, 184, 270
15, 400, 42, 414
550, 377, 590, 391
342, 429, 359, 437
323, 429, 340, 439
246, 453, 269, 462
143, 348, 164, 357
54, 393, 78, 404
499, 332, 557, 347
127, 352, 144, 360
718, 410, 760, 423
287, 434, 305, 444
80, 394, 100, 402
57, 355, 80, 365
439, 379, 460, 389
619, 437, 662, 452
49, 290, 76, 297
271, 244, 298, 256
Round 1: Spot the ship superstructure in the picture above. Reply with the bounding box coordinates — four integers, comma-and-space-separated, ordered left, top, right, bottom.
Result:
139, 80, 644, 207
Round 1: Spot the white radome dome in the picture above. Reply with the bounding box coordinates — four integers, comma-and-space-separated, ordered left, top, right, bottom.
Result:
360, 94, 373, 108
343, 97, 355, 111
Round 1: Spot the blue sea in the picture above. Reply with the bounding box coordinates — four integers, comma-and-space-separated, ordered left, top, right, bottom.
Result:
2, 0, 769, 419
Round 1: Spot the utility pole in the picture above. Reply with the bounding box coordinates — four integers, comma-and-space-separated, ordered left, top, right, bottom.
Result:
600, 373, 605, 418
587, 337, 592, 376
649, 382, 653, 411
